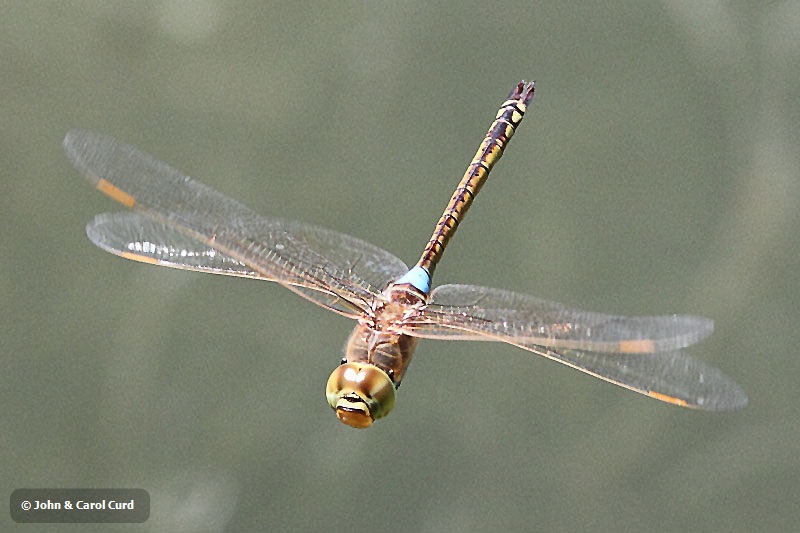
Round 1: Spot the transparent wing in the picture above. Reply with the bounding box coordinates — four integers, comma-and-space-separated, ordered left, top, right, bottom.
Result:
542, 347, 748, 411
87, 213, 388, 316
402, 284, 746, 411
414, 284, 713, 352
66, 130, 409, 317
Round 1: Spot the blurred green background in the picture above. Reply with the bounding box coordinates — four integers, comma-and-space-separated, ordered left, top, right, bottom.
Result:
3, 1, 799, 531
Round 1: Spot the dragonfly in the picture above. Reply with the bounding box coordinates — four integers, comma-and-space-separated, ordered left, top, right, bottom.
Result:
65, 81, 747, 428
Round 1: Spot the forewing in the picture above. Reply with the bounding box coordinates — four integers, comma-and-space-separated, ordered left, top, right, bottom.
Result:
67, 130, 409, 315
87, 212, 388, 316
403, 284, 746, 411
532, 346, 747, 411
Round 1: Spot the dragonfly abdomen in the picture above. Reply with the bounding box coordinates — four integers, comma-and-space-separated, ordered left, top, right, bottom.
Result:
415, 81, 535, 278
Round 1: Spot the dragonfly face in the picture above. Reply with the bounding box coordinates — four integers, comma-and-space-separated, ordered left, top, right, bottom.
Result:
326, 363, 395, 428
66, 81, 747, 429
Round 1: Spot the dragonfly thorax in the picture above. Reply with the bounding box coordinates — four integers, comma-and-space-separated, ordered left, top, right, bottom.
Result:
362, 282, 428, 333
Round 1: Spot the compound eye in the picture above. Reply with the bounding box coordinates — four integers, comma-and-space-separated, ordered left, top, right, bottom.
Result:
325, 363, 396, 429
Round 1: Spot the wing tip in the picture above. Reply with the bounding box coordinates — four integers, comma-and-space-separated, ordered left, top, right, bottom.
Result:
648, 382, 748, 412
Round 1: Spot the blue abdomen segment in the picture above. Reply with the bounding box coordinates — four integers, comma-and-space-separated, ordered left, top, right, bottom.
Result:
395, 265, 432, 294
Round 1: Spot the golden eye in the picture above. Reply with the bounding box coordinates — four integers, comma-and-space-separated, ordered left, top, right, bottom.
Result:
325, 363, 396, 428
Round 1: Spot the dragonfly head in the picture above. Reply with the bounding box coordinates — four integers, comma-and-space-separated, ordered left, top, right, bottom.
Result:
325, 362, 396, 428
